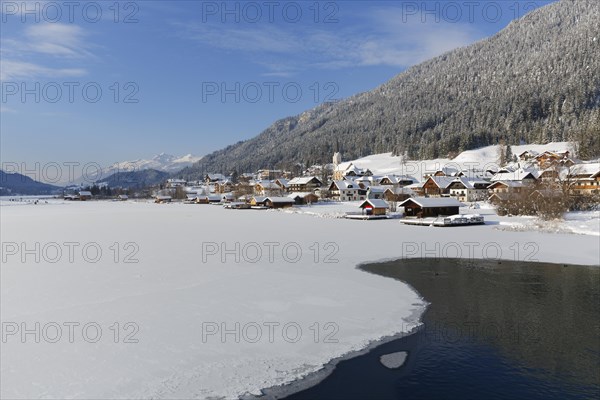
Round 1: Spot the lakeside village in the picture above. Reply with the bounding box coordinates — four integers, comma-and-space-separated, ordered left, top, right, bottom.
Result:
66, 147, 599, 227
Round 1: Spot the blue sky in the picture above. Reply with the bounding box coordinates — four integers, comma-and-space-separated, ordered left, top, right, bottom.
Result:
1, 0, 554, 174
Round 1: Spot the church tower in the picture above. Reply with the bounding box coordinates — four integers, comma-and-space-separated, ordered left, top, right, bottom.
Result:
333, 152, 342, 167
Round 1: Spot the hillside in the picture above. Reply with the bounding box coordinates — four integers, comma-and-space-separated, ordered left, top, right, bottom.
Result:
180, 0, 600, 178
72, 153, 202, 185
0, 171, 62, 195
98, 169, 169, 189
105, 153, 202, 175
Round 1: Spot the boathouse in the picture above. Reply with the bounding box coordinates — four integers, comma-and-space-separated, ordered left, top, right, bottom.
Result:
399, 197, 464, 217
358, 199, 389, 216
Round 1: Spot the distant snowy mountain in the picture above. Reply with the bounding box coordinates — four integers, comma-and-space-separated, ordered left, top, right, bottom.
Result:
106, 153, 202, 175
73, 153, 202, 185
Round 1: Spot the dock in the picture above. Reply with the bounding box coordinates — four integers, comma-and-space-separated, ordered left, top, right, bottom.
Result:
400, 214, 485, 227
345, 214, 389, 220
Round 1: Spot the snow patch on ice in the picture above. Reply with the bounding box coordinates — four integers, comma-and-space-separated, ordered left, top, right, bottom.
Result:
497, 211, 599, 236
380, 351, 408, 369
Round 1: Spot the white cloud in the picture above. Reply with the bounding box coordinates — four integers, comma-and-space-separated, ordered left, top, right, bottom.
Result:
0, 60, 86, 80
0, 106, 18, 114
355, 8, 480, 67
175, 7, 483, 75
0, 23, 91, 81
174, 22, 299, 54
25, 23, 92, 58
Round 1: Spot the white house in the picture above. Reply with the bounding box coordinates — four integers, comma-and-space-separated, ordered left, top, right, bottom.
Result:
328, 180, 368, 202
447, 178, 490, 202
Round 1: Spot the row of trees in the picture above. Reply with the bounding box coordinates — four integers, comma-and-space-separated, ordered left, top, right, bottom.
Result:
495, 167, 600, 219
496, 189, 599, 219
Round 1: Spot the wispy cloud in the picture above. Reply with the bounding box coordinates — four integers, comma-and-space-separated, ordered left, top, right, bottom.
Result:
0, 106, 18, 114
174, 7, 483, 75
0, 60, 86, 81
24, 23, 92, 58
174, 22, 299, 54
0, 23, 91, 81
354, 8, 480, 67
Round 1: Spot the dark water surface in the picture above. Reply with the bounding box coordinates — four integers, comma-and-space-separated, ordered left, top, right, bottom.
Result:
283, 259, 600, 400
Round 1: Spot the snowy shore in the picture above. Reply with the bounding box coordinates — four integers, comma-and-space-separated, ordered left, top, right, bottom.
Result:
1, 200, 598, 399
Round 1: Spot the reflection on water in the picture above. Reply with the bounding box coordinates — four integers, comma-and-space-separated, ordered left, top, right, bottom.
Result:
285, 259, 600, 400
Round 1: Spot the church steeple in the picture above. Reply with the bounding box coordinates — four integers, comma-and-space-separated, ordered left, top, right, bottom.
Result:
333, 151, 342, 166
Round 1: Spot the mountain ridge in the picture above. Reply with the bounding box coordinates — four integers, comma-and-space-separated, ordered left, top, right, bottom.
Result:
69, 153, 202, 185
0, 170, 62, 195
98, 169, 170, 189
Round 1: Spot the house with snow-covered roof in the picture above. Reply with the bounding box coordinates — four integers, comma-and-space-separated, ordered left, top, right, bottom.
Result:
214, 180, 234, 194
383, 187, 413, 202
353, 176, 379, 187
258, 169, 284, 180
188, 195, 210, 204
423, 166, 463, 178
367, 186, 386, 199
78, 191, 93, 200
379, 175, 415, 187
358, 199, 389, 216
534, 150, 572, 168
568, 162, 600, 195
287, 176, 323, 192
486, 181, 527, 204
154, 195, 172, 203
487, 180, 526, 192
265, 197, 295, 209
328, 180, 367, 202
447, 178, 490, 202
333, 162, 372, 180
166, 178, 187, 188
250, 196, 268, 206
287, 192, 319, 205
490, 168, 539, 184
420, 176, 456, 197
205, 173, 228, 183
238, 173, 256, 183
518, 150, 539, 161
275, 178, 290, 191
399, 197, 464, 218
254, 180, 281, 196
537, 167, 562, 182
221, 193, 235, 203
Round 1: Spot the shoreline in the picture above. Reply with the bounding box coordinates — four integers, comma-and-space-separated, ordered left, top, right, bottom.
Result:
253, 257, 600, 400
248, 306, 426, 400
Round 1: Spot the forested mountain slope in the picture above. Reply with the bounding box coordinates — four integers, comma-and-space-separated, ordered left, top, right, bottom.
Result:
180, 0, 599, 177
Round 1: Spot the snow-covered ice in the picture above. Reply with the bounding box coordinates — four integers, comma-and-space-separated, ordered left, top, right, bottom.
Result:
380, 351, 408, 369
1, 200, 598, 399
497, 210, 600, 236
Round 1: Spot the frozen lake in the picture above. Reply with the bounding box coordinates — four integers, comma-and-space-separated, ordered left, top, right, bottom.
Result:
1, 200, 598, 399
